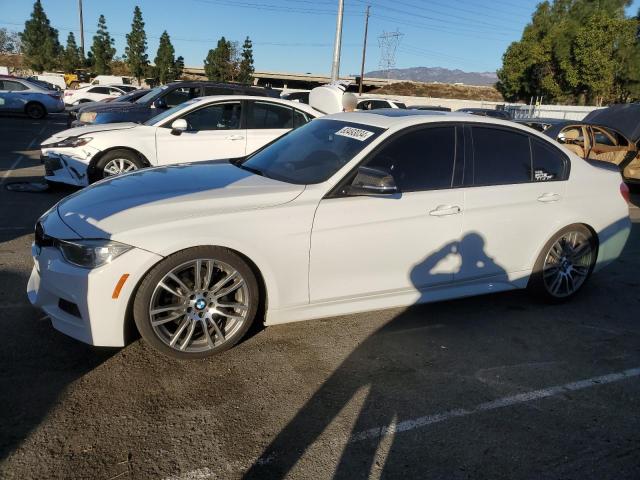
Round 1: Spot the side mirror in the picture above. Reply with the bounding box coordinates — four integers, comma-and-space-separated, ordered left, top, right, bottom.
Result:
170, 118, 188, 135
347, 166, 398, 196
153, 98, 168, 109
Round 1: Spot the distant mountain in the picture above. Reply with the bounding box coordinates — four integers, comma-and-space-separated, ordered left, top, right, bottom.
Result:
364, 67, 498, 86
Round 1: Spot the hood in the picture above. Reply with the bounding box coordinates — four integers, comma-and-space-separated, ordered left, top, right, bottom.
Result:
42, 122, 139, 144
583, 104, 640, 143
56, 162, 305, 238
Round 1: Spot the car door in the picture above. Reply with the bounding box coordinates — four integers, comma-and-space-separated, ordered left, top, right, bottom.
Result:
456, 125, 569, 282
244, 101, 298, 154
309, 124, 464, 303
155, 100, 246, 165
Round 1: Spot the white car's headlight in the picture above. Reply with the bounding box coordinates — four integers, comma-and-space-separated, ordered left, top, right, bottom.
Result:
79, 111, 97, 123
42, 136, 93, 148
57, 239, 132, 268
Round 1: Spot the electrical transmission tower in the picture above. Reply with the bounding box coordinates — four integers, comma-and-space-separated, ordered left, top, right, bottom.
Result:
377, 30, 403, 79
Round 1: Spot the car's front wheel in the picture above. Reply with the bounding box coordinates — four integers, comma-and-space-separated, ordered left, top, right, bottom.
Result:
133, 246, 259, 359
529, 224, 597, 301
93, 149, 145, 182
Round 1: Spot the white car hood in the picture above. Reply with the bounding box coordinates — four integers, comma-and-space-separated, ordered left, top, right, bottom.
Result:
42, 122, 140, 144
56, 162, 305, 239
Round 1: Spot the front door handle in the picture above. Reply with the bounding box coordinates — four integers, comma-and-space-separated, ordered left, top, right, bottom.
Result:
429, 205, 462, 216
225, 135, 245, 141
537, 193, 561, 203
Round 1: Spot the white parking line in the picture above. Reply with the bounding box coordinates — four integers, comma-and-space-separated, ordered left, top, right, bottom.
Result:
0, 123, 48, 185
350, 366, 640, 443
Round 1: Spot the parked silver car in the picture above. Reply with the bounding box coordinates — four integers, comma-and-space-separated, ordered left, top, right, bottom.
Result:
0, 75, 65, 119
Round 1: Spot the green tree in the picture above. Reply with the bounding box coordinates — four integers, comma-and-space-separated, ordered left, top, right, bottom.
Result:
173, 55, 185, 80
124, 6, 148, 84
19, 0, 61, 72
238, 36, 254, 84
204, 36, 233, 82
91, 15, 116, 74
61, 32, 83, 72
154, 31, 176, 84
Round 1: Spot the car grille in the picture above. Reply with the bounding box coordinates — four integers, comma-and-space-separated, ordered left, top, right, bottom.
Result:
34, 222, 55, 248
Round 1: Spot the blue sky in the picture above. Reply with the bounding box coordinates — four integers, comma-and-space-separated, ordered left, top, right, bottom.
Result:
2, 0, 640, 74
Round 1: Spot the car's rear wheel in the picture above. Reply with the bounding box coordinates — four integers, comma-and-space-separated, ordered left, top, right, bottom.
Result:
529, 224, 597, 301
93, 149, 145, 182
133, 247, 259, 359
25, 102, 46, 119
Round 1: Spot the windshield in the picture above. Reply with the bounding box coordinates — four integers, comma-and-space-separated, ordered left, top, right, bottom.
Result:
239, 119, 385, 184
143, 99, 200, 126
135, 86, 164, 104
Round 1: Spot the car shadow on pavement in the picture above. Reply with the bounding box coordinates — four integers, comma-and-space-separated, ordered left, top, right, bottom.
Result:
242, 221, 639, 479
0, 269, 116, 461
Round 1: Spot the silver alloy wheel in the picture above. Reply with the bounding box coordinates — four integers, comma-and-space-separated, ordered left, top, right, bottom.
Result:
542, 230, 593, 298
102, 158, 138, 177
148, 259, 250, 353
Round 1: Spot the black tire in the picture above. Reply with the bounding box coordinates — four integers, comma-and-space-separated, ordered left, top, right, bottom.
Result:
133, 246, 260, 359
92, 149, 145, 183
25, 102, 46, 119
528, 224, 597, 302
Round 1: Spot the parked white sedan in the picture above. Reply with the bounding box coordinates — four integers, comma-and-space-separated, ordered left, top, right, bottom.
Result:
62, 84, 132, 106
28, 111, 631, 359
41, 96, 320, 186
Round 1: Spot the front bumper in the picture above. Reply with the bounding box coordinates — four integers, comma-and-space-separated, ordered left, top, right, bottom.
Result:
41, 152, 91, 187
27, 243, 163, 347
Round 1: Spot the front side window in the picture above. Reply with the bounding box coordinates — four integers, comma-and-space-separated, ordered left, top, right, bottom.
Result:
248, 102, 293, 129
471, 126, 532, 186
239, 119, 384, 184
182, 102, 241, 130
365, 126, 456, 191
2, 81, 28, 91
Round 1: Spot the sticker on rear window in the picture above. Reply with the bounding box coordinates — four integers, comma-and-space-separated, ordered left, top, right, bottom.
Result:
334, 126, 374, 141
534, 169, 555, 181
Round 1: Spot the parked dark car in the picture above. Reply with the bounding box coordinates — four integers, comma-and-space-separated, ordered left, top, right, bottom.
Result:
458, 107, 512, 120
72, 81, 279, 126
68, 89, 150, 126
516, 104, 640, 185
408, 105, 451, 112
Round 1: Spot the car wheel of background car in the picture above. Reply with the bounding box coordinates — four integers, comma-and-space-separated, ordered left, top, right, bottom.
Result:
93, 149, 145, 181
133, 246, 260, 359
25, 102, 46, 120
528, 224, 597, 302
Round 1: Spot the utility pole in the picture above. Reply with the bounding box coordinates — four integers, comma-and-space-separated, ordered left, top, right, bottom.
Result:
330, 0, 345, 82
358, 5, 370, 96
78, 0, 85, 58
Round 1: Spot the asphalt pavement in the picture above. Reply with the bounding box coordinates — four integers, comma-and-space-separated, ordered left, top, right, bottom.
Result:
0, 114, 639, 479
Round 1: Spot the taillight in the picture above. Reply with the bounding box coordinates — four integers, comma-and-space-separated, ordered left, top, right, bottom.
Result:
64, 91, 73, 96
620, 182, 630, 203
48, 93, 60, 99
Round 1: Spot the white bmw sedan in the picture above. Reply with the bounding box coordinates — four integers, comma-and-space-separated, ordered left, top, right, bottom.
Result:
40, 96, 319, 186
28, 110, 631, 359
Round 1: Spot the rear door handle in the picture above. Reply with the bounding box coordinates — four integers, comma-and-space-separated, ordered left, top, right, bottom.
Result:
225, 135, 245, 141
537, 193, 560, 203
429, 205, 462, 216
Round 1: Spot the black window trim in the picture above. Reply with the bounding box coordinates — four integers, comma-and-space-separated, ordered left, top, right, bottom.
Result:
326, 121, 464, 198
464, 123, 571, 188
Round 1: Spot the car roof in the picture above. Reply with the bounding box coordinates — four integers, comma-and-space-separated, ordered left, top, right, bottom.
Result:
515, 117, 571, 125
321, 109, 528, 130
166, 95, 322, 116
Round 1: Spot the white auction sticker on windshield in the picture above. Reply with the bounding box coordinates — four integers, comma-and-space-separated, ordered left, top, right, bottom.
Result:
334, 126, 374, 141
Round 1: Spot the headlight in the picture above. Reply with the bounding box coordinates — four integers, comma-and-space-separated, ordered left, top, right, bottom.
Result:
57, 239, 132, 268
79, 111, 97, 123
42, 136, 93, 148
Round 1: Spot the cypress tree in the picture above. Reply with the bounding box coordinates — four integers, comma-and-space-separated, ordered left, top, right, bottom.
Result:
61, 32, 83, 72
20, 0, 61, 72
238, 36, 254, 84
125, 6, 148, 84
91, 15, 116, 74
154, 31, 176, 84
204, 37, 232, 82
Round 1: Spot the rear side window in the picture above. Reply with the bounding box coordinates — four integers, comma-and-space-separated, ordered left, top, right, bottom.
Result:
248, 102, 293, 129
89, 87, 110, 94
2, 80, 28, 91
366, 126, 456, 191
471, 127, 531, 185
293, 109, 311, 128
531, 138, 567, 182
